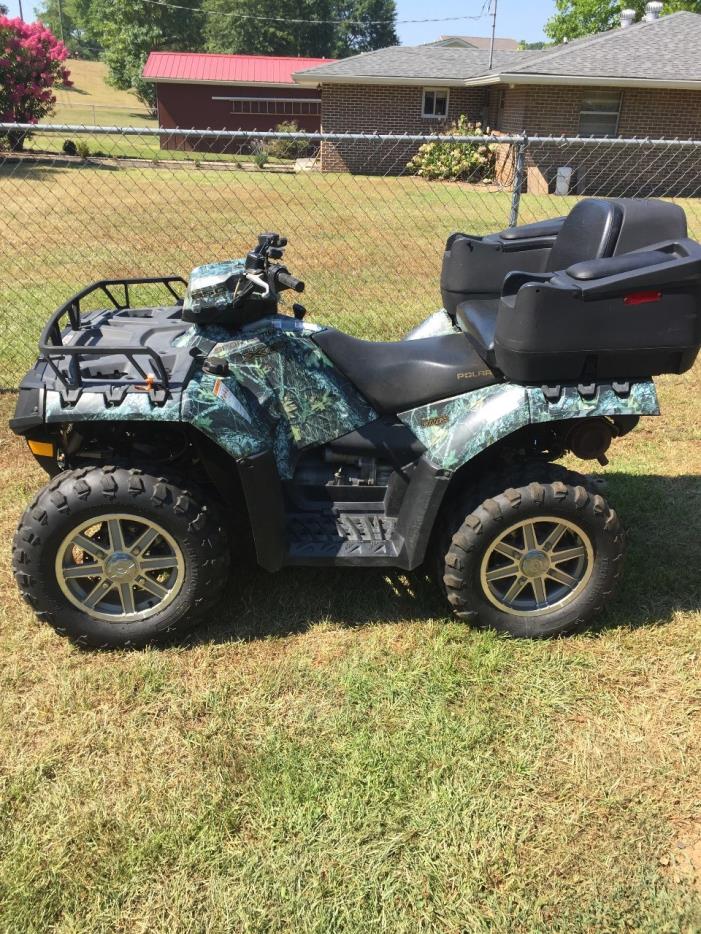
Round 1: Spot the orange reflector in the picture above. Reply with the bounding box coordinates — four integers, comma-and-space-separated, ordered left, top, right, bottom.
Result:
27, 439, 54, 458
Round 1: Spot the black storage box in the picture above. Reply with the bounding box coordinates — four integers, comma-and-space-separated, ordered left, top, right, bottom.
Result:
493, 239, 701, 383
441, 198, 688, 319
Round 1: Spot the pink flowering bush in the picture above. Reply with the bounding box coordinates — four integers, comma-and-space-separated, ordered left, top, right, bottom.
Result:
0, 16, 71, 150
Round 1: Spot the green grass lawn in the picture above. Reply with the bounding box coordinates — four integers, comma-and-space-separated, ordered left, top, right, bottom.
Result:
50, 58, 156, 127
0, 360, 699, 931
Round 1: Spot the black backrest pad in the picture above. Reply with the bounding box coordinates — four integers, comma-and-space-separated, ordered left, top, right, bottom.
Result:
611, 197, 687, 253
546, 199, 623, 272
546, 197, 688, 272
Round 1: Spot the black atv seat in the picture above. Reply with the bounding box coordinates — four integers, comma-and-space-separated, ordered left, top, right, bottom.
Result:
455, 198, 688, 365
312, 330, 499, 414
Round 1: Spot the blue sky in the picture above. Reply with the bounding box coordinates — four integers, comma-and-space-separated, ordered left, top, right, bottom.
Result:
397, 0, 553, 45
4, 0, 554, 45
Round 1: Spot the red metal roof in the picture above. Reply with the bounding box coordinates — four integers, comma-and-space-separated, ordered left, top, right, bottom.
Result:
143, 51, 336, 85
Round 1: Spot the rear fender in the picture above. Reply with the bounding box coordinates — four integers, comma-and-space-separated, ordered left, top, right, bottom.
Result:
398, 380, 659, 473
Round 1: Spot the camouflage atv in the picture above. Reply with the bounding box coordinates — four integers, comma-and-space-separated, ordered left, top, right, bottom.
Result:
10, 198, 701, 647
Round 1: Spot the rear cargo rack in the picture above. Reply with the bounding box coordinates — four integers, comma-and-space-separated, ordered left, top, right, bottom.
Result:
39, 277, 187, 405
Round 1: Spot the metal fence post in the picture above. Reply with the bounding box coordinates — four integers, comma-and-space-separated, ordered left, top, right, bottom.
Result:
508, 134, 528, 227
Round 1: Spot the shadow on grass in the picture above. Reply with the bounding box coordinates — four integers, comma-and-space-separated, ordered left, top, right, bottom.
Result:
0, 158, 122, 178
59, 84, 89, 96
192, 566, 444, 646
184, 471, 700, 647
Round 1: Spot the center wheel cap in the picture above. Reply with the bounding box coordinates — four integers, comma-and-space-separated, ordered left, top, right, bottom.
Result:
520, 550, 551, 578
104, 552, 138, 583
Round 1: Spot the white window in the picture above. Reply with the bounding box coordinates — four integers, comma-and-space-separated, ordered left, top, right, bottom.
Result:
579, 91, 621, 137
422, 88, 449, 118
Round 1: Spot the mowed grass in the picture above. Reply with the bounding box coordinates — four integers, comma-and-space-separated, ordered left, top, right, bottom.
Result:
51, 58, 155, 128
0, 359, 699, 930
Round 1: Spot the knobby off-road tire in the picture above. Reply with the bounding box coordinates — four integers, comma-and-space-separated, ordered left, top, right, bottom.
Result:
13, 466, 230, 648
439, 462, 625, 638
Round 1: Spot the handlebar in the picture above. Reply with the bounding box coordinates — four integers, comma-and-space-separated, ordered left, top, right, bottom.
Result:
274, 269, 305, 293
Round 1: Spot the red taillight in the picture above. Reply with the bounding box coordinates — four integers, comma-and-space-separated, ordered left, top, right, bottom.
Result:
623, 290, 662, 305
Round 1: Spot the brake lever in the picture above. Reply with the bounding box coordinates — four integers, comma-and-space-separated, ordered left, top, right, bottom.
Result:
244, 271, 271, 299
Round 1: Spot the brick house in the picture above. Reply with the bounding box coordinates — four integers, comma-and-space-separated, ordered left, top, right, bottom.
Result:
293, 9, 701, 193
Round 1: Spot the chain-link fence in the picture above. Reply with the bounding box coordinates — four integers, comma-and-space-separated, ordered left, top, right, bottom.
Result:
3, 124, 701, 388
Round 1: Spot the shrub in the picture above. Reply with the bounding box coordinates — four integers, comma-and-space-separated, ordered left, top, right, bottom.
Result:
76, 139, 90, 159
268, 121, 309, 160
406, 116, 496, 182
62, 139, 77, 156
253, 150, 269, 169
251, 138, 269, 169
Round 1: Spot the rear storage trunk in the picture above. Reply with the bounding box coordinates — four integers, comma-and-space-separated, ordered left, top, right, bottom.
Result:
493, 239, 701, 383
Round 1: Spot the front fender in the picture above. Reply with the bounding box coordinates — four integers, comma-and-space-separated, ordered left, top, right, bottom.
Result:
398, 380, 659, 473
44, 320, 376, 481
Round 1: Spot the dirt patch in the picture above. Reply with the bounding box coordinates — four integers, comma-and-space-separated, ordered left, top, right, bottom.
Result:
665, 821, 701, 892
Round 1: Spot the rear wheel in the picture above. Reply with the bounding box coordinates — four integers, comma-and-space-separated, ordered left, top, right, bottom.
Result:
440, 465, 624, 638
13, 466, 229, 648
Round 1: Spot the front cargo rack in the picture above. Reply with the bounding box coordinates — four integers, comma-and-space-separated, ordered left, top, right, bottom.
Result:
38, 276, 187, 405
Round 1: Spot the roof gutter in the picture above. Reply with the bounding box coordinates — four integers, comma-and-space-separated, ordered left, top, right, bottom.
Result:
293, 74, 465, 88
462, 72, 701, 90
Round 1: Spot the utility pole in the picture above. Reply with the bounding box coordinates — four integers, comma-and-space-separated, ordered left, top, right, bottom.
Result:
488, 0, 498, 70
18, 0, 24, 20
57, 0, 65, 42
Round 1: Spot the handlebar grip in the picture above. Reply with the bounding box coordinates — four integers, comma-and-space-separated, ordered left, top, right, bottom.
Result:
275, 271, 305, 293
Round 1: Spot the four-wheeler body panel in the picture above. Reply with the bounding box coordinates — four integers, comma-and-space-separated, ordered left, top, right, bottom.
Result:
399, 378, 659, 473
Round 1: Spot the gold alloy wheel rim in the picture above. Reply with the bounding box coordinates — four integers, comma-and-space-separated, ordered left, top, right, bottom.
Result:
479, 516, 594, 618
55, 513, 185, 623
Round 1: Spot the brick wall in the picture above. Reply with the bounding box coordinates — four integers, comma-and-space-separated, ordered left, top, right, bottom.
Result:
317, 80, 701, 195
320, 83, 489, 173
495, 84, 701, 196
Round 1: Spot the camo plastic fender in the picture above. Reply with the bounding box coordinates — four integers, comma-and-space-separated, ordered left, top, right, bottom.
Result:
399, 380, 660, 472
45, 319, 376, 480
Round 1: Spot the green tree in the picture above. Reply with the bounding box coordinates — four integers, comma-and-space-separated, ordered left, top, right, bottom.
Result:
518, 39, 549, 49
91, 0, 203, 114
545, 0, 701, 43
34, 0, 103, 58
333, 0, 398, 56
203, 0, 397, 57
203, 0, 335, 56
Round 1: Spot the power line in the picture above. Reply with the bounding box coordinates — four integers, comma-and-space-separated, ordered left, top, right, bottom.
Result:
131, 0, 489, 27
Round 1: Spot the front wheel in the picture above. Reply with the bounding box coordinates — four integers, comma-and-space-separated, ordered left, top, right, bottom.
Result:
440, 466, 625, 638
13, 466, 230, 648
